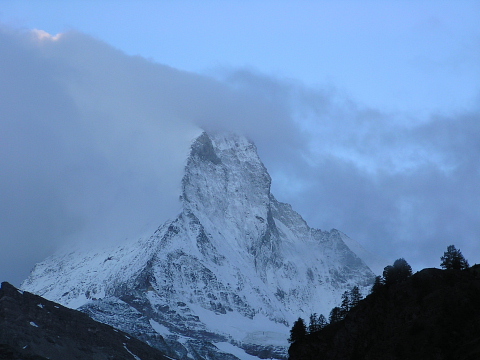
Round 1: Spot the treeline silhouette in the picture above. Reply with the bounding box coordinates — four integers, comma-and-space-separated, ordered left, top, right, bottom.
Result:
288, 245, 478, 360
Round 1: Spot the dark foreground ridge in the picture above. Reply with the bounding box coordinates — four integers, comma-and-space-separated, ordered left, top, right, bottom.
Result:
0, 282, 172, 360
289, 265, 480, 360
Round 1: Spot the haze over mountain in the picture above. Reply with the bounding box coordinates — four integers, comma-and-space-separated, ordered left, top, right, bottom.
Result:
1, 22, 480, 287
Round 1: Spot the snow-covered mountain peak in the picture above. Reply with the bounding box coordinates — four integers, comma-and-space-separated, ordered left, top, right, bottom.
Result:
22, 131, 376, 360
181, 132, 277, 266
182, 132, 271, 221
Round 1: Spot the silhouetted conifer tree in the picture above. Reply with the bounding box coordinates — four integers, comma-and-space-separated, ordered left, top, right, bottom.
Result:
340, 291, 350, 317
441, 245, 469, 270
289, 317, 307, 343
370, 275, 384, 294
317, 314, 327, 329
308, 313, 318, 333
383, 258, 412, 285
350, 286, 362, 308
329, 306, 343, 324
308, 313, 327, 333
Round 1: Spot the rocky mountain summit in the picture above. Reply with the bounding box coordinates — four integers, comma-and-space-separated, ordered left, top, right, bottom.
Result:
0, 282, 170, 360
21, 132, 375, 360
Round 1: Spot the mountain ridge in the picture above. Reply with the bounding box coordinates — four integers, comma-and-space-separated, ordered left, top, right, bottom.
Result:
22, 131, 375, 360
0, 281, 171, 360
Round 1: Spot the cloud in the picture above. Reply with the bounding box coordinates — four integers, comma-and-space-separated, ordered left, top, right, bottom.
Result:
260, 86, 480, 272
31, 29, 62, 41
180, 62, 480, 272
0, 27, 309, 285
1, 25, 479, 286
212, 66, 480, 273
0, 27, 200, 284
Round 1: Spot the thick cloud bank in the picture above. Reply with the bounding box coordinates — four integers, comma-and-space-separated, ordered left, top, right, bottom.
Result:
1, 26, 479, 285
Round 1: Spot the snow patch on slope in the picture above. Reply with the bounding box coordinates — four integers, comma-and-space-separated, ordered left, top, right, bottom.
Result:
215, 342, 260, 360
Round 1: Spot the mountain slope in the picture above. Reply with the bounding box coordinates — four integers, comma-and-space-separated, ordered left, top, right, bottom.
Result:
289, 266, 480, 360
0, 282, 171, 360
22, 132, 375, 360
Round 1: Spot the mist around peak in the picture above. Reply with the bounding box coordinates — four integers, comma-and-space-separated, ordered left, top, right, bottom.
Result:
1, 24, 480, 286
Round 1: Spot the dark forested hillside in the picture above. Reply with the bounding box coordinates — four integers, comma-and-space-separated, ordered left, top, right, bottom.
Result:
289, 265, 480, 360
0, 282, 172, 360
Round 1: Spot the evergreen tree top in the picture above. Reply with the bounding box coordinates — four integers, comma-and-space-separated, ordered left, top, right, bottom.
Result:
441, 245, 469, 270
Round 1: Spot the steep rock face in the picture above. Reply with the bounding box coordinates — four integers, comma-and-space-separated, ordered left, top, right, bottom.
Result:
22, 132, 375, 360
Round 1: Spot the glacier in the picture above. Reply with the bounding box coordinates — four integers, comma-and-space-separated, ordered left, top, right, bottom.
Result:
22, 131, 375, 360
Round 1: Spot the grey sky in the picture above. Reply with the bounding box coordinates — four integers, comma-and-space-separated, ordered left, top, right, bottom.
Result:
1, 20, 479, 286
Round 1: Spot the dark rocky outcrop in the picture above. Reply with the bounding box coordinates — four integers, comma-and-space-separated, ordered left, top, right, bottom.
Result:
289, 265, 480, 360
0, 281, 172, 360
